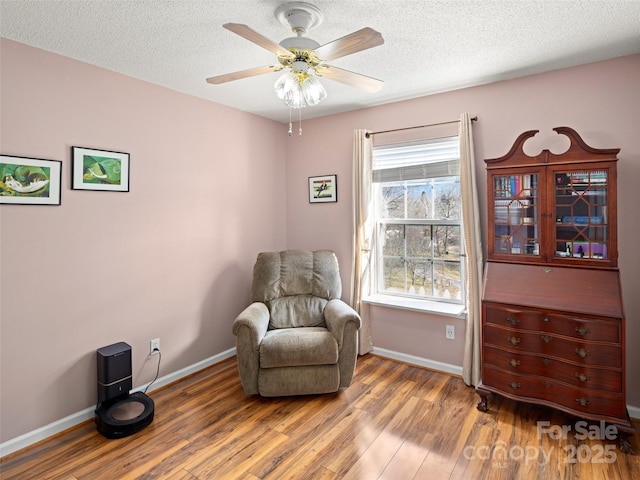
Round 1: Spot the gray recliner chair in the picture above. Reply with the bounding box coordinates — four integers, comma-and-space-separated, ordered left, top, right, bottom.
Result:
232, 250, 362, 396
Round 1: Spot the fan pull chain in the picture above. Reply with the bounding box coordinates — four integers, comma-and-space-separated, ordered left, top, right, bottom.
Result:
288, 107, 293, 136
298, 108, 302, 137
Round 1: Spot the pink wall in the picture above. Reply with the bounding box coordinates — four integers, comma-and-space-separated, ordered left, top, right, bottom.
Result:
0, 39, 287, 443
286, 54, 640, 405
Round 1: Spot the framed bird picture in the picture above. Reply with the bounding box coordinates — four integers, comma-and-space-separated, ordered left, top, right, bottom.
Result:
309, 174, 337, 203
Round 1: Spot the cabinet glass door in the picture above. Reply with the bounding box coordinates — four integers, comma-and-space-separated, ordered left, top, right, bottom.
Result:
493, 173, 539, 257
553, 170, 608, 260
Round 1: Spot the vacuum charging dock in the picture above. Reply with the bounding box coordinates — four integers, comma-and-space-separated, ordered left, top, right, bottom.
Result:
95, 342, 154, 438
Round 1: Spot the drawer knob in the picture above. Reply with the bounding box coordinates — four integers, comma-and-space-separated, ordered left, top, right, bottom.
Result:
575, 348, 590, 358
507, 382, 521, 390
509, 359, 520, 367
576, 397, 591, 407
540, 335, 551, 343
575, 326, 590, 336
543, 317, 551, 323
542, 358, 552, 366
508, 336, 521, 346
506, 316, 520, 325
575, 373, 591, 382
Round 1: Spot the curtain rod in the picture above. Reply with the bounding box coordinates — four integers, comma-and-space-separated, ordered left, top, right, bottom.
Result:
365, 116, 478, 138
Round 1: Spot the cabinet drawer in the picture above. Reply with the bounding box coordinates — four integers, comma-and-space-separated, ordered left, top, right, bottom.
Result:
483, 346, 622, 392
483, 366, 627, 419
483, 324, 622, 368
484, 304, 620, 343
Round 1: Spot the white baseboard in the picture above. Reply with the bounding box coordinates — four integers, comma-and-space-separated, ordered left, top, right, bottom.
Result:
0, 348, 236, 459
372, 347, 464, 377
372, 347, 640, 421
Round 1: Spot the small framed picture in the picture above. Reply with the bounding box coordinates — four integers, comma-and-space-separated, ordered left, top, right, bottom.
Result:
309, 174, 337, 203
0, 155, 62, 205
72, 146, 130, 192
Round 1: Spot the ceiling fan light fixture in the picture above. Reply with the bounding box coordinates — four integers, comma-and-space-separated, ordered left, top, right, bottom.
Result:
274, 71, 298, 99
301, 74, 327, 106
274, 69, 326, 108
274, 71, 303, 108
286, 89, 304, 109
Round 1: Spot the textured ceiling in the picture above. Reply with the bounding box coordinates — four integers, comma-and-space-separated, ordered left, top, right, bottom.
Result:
1, 0, 639, 123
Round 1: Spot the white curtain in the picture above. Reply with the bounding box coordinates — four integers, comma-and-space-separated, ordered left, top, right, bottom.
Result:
351, 129, 374, 354
459, 113, 483, 386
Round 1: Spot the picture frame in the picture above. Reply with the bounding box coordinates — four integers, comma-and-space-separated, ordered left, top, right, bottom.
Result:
72, 146, 130, 192
309, 174, 337, 203
0, 154, 62, 205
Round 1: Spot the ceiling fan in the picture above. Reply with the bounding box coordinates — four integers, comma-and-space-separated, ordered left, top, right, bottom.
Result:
206, 1, 385, 109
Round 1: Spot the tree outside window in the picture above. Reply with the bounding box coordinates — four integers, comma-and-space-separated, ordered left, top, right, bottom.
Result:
376, 176, 462, 302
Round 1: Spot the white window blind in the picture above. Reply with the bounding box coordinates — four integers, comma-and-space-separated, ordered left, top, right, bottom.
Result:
373, 136, 460, 183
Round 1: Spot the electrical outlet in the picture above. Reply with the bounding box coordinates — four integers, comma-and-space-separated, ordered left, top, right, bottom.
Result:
445, 324, 455, 340
150, 338, 160, 355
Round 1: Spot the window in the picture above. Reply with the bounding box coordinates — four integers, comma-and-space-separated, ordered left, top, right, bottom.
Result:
372, 136, 464, 305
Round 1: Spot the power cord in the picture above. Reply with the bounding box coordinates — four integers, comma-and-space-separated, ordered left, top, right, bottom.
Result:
144, 348, 161, 394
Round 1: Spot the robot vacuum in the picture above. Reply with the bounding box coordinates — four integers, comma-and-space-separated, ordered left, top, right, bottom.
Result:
94, 342, 155, 438
95, 391, 154, 439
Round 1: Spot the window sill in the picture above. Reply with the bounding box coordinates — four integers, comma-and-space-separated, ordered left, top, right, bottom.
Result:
364, 294, 466, 318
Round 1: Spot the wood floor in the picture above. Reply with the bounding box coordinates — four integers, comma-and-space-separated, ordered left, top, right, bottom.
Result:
1, 354, 639, 480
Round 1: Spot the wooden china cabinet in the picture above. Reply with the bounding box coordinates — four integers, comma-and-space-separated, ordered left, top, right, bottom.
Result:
475, 127, 634, 453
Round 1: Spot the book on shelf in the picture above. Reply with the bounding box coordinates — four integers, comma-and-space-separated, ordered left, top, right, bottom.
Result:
494, 174, 537, 199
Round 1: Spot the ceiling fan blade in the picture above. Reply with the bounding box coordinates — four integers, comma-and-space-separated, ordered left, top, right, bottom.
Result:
317, 65, 384, 92
314, 27, 384, 61
223, 23, 294, 58
206, 65, 279, 84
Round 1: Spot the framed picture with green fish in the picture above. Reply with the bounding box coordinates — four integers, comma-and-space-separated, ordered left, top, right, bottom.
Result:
0, 154, 62, 205
72, 146, 130, 192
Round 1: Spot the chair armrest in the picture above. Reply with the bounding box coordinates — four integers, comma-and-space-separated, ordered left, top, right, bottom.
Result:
232, 302, 269, 351
232, 302, 269, 395
324, 299, 361, 349
325, 299, 362, 388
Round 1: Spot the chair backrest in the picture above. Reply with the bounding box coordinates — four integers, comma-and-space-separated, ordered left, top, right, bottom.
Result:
250, 250, 342, 329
